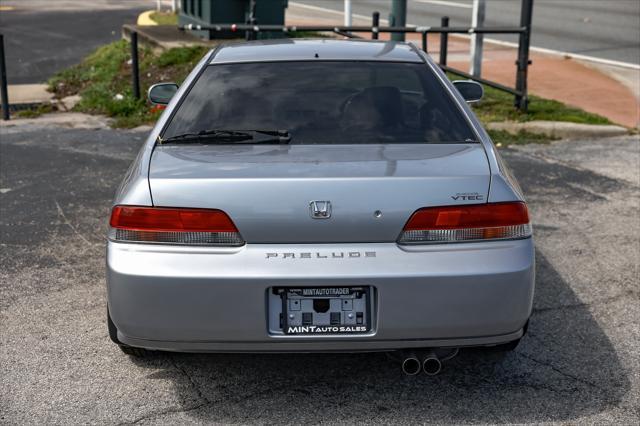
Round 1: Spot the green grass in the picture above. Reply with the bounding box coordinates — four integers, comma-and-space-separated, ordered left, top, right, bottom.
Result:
149, 12, 178, 26
48, 40, 208, 128
472, 84, 611, 125
446, 73, 611, 145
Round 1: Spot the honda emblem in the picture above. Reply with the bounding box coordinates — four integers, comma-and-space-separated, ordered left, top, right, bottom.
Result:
309, 201, 332, 219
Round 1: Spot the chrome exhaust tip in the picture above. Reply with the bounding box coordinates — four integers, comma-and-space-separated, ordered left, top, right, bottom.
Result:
401, 353, 421, 375
422, 351, 442, 376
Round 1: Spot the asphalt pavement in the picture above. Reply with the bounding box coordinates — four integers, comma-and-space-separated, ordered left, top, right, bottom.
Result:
293, 0, 640, 65
0, 0, 150, 84
0, 121, 638, 424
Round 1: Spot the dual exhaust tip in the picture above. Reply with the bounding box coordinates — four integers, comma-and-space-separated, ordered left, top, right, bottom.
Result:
401, 351, 442, 376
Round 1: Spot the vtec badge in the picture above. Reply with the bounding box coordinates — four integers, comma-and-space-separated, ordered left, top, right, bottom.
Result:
451, 192, 484, 201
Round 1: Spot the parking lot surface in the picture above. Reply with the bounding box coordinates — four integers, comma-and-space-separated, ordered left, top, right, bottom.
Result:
1, 124, 638, 424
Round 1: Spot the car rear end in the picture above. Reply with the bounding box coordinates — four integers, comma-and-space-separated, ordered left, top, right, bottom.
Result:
106, 40, 534, 354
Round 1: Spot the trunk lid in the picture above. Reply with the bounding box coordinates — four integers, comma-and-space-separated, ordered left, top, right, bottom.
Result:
149, 144, 490, 243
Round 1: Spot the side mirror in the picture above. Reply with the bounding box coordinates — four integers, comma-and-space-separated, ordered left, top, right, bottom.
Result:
148, 83, 179, 105
453, 80, 484, 103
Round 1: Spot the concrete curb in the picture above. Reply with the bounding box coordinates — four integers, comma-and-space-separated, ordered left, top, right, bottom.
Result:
122, 24, 218, 50
487, 120, 630, 139
0, 112, 110, 130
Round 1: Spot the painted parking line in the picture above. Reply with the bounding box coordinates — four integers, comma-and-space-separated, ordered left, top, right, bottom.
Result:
290, 2, 390, 24
414, 0, 472, 9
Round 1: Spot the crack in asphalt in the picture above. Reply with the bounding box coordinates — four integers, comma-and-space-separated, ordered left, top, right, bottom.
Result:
119, 402, 208, 425
117, 355, 214, 425
53, 199, 101, 251
516, 351, 609, 394
167, 355, 212, 405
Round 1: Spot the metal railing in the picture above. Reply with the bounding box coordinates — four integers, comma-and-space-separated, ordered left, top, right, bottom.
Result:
179, 0, 534, 111
0, 0, 533, 121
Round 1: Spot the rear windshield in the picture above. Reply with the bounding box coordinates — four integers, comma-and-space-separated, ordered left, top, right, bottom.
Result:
163, 61, 476, 144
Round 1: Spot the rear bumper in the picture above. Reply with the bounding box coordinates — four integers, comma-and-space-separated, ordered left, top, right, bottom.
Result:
107, 238, 535, 352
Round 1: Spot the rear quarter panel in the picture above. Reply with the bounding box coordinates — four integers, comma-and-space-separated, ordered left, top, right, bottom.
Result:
112, 49, 217, 207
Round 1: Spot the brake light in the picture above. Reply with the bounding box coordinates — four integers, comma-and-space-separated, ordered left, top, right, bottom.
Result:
398, 202, 531, 244
109, 206, 244, 246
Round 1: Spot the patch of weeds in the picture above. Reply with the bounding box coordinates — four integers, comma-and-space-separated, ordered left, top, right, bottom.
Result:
487, 129, 558, 147
49, 40, 136, 98
155, 46, 208, 68
150, 12, 178, 25
14, 103, 55, 118
48, 40, 207, 128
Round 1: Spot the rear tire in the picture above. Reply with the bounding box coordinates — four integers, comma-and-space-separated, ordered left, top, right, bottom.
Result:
488, 319, 529, 352
490, 338, 521, 352
107, 308, 151, 358
118, 345, 150, 357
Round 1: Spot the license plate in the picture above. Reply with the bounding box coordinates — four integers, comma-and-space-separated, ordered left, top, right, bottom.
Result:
278, 287, 371, 335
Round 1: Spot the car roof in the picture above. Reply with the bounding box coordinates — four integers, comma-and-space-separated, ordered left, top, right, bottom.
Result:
209, 39, 424, 64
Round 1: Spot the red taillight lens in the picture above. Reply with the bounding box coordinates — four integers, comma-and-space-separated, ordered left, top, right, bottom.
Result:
398, 202, 531, 244
109, 206, 244, 246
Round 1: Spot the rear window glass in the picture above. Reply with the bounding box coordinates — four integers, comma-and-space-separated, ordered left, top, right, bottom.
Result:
163, 61, 476, 144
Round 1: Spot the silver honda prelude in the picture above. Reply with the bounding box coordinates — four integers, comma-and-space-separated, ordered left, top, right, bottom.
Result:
107, 39, 534, 374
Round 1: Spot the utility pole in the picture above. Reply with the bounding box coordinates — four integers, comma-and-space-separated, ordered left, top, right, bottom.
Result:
470, 0, 486, 78
344, 0, 352, 27
390, 0, 407, 41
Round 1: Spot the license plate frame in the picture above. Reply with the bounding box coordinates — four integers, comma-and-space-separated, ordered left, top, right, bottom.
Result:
278, 286, 372, 336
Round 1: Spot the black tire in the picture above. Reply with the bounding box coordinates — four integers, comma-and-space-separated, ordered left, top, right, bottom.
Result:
107, 307, 121, 345
118, 345, 150, 357
488, 319, 529, 353
107, 308, 151, 358
490, 338, 521, 352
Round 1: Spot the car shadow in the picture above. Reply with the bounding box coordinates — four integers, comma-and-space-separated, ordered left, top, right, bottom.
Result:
128, 249, 629, 423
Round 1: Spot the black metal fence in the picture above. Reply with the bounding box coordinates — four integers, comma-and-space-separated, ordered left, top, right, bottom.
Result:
180, 0, 534, 111
0, 0, 533, 121
0, 34, 9, 120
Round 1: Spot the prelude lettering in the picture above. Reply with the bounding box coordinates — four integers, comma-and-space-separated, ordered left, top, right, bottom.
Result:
266, 251, 377, 259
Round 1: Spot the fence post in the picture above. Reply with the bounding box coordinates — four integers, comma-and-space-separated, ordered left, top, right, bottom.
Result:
390, 0, 407, 41
439, 16, 449, 66
470, 0, 486, 77
371, 11, 380, 40
421, 31, 428, 53
246, 0, 257, 41
131, 31, 140, 99
0, 34, 9, 121
515, 0, 534, 111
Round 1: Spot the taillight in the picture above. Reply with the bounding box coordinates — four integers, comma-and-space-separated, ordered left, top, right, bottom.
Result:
398, 202, 531, 244
109, 206, 244, 246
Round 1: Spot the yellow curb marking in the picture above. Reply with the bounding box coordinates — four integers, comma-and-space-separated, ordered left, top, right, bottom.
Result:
0, 6, 16, 11
137, 10, 158, 26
